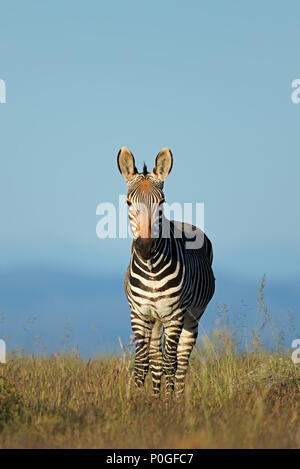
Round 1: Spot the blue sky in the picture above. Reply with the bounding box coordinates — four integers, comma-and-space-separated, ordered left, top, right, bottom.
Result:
0, 2, 299, 298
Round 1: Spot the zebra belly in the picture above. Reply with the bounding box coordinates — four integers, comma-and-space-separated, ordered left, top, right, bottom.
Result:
132, 294, 180, 322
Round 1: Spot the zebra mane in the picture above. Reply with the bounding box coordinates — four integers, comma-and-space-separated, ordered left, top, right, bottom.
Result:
142, 162, 148, 175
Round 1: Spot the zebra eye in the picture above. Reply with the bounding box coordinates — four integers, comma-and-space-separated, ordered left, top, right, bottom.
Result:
158, 199, 165, 205
127, 200, 132, 207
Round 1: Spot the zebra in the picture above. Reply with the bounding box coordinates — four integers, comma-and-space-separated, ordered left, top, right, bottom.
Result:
118, 146, 215, 396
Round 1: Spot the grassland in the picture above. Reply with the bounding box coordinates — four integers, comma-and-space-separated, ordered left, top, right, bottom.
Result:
0, 278, 299, 449
0, 342, 299, 448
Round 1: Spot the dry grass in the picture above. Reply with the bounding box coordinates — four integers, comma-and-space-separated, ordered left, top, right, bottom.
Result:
0, 344, 299, 449
0, 277, 299, 449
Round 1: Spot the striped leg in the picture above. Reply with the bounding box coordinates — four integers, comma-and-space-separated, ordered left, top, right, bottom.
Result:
163, 317, 184, 394
131, 312, 152, 388
149, 321, 163, 395
175, 311, 201, 397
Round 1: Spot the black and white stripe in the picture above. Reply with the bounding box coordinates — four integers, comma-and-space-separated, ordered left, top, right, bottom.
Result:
118, 147, 215, 396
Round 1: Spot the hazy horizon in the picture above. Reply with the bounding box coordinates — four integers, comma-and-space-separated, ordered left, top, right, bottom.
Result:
0, 265, 298, 356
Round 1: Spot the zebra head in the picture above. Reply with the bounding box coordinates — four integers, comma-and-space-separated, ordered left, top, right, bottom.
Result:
118, 147, 173, 260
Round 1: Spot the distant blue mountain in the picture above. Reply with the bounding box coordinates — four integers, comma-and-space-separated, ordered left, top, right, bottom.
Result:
0, 267, 298, 357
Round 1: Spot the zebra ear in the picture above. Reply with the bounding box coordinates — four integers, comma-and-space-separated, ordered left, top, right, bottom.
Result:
153, 148, 173, 182
117, 147, 138, 182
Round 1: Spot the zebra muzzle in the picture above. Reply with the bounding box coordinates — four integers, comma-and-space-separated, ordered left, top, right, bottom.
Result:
134, 237, 156, 260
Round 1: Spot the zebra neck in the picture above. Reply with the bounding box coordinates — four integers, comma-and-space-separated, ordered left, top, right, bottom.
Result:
131, 232, 175, 274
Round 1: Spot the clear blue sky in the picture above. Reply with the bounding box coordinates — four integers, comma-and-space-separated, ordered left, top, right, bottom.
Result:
1, 1, 299, 284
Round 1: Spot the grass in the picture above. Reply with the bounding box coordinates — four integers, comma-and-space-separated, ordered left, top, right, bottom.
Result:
0, 345, 299, 448
0, 277, 299, 449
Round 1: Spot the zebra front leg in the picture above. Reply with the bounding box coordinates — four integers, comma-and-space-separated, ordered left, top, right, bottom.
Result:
175, 311, 201, 397
163, 317, 184, 394
149, 321, 163, 396
131, 312, 152, 389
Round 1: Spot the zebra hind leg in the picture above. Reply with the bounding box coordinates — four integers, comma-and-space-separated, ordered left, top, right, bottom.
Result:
175, 311, 202, 397
149, 321, 163, 396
